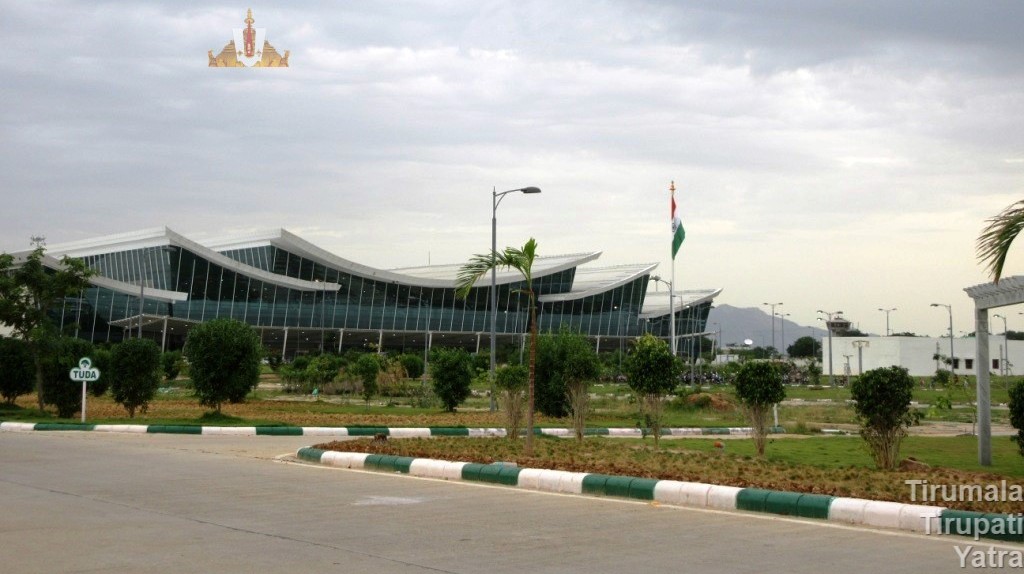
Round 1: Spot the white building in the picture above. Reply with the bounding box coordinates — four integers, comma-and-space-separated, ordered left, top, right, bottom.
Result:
822, 335, 1023, 378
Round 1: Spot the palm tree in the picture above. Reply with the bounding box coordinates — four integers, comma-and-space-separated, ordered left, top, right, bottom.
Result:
456, 238, 540, 456
978, 200, 1024, 282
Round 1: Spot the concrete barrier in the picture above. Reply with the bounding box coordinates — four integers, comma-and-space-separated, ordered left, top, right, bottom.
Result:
706, 485, 742, 510
388, 428, 431, 438
0, 422, 37, 431
201, 426, 257, 436
93, 424, 148, 433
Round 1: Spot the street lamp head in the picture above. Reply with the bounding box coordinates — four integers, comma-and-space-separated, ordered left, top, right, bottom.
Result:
520, 186, 542, 194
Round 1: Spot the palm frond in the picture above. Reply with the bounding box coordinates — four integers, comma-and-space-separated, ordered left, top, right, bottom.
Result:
977, 200, 1024, 282
455, 251, 498, 300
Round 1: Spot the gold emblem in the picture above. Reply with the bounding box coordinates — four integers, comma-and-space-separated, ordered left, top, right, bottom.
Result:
209, 9, 289, 67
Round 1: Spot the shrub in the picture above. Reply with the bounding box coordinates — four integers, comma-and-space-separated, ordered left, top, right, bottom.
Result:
89, 347, 113, 397
183, 318, 262, 413
398, 353, 425, 380
161, 350, 184, 382
40, 337, 94, 418
850, 365, 916, 470
305, 354, 342, 392
734, 361, 785, 457
624, 334, 679, 446
110, 338, 161, 418
1010, 381, 1024, 458
429, 347, 474, 412
496, 364, 528, 440
0, 337, 34, 405
349, 354, 380, 405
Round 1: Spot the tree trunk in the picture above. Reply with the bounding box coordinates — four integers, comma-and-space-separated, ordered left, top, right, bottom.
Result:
526, 291, 537, 457
34, 355, 45, 411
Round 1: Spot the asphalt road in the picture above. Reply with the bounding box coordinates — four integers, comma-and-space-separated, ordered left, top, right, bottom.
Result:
0, 431, 1011, 573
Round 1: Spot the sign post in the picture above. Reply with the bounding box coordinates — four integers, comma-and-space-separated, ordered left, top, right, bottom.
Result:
69, 357, 101, 423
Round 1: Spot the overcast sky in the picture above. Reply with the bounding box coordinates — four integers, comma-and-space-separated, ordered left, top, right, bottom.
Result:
3, 1, 1024, 338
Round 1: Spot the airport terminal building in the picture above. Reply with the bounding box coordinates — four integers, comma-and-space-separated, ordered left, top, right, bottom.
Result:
18, 228, 720, 358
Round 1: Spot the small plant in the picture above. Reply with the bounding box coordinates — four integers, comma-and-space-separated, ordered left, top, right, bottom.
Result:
495, 364, 528, 440
850, 366, 915, 470
161, 350, 184, 382
733, 361, 785, 457
349, 354, 381, 406
624, 334, 679, 447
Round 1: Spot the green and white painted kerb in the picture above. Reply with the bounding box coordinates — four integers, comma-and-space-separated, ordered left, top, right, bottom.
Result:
295, 447, 1024, 544
0, 422, 779, 437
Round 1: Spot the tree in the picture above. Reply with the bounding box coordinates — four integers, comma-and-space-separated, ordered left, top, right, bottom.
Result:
1009, 381, 1024, 458
110, 338, 161, 418
349, 353, 380, 405
0, 247, 94, 410
305, 354, 341, 393
0, 336, 34, 405
457, 237, 542, 455
182, 318, 262, 413
850, 366, 916, 470
429, 347, 474, 412
495, 364, 528, 440
40, 337, 94, 418
89, 347, 112, 397
977, 199, 1024, 281
787, 336, 821, 358
733, 361, 785, 456
624, 334, 679, 447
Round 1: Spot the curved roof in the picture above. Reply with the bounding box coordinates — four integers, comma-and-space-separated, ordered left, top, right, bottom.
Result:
639, 288, 723, 318
31, 254, 189, 304
39, 228, 337, 292
539, 262, 658, 303
202, 228, 601, 289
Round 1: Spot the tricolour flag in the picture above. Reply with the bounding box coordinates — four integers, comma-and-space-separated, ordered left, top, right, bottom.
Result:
671, 181, 685, 259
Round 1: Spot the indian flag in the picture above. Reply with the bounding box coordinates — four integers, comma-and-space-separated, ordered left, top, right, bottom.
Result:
671, 181, 685, 259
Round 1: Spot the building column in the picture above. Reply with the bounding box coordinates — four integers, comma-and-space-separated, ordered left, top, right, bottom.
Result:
595, 336, 601, 353
161, 316, 169, 352
378, 330, 384, 353
975, 306, 991, 466
281, 328, 289, 361
475, 332, 481, 354
337, 329, 344, 354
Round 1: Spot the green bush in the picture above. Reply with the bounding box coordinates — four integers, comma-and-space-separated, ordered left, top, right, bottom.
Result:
89, 347, 112, 397
1010, 380, 1024, 458
41, 337, 94, 418
734, 361, 785, 456
161, 350, 183, 382
429, 347, 474, 412
110, 338, 161, 418
850, 365, 916, 470
398, 353, 425, 380
349, 354, 380, 405
183, 318, 262, 413
0, 336, 34, 405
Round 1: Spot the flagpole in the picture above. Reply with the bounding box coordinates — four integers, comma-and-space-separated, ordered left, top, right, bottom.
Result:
669, 181, 677, 357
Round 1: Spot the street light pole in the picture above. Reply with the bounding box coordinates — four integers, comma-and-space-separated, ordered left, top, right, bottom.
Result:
651, 276, 679, 358
762, 302, 782, 357
817, 310, 844, 386
491, 186, 541, 412
878, 307, 896, 336
779, 313, 790, 358
930, 303, 954, 375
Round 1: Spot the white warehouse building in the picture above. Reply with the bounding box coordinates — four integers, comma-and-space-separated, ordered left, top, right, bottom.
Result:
822, 335, 1024, 378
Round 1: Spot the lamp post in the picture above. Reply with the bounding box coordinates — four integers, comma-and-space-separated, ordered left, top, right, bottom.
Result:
651, 275, 679, 357
994, 313, 1008, 376
930, 303, 954, 374
762, 302, 783, 357
491, 186, 541, 411
878, 307, 896, 336
778, 312, 791, 358
817, 310, 843, 386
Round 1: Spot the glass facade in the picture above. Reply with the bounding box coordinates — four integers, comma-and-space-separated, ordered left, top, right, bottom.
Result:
50, 234, 715, 356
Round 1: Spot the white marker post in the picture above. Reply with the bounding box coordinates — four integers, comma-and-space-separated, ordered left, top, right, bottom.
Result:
69, 357, 101, 423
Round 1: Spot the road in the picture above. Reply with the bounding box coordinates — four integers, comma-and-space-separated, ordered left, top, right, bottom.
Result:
0, 431, 1009, 573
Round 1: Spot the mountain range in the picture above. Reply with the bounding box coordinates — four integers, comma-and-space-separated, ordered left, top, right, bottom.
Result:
705, 304, 830, 351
